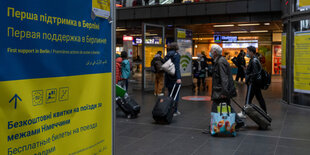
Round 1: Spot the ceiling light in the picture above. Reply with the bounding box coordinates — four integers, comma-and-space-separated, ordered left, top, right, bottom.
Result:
213, 24, 234, 28
238, 23, 260, 26
250, 30, 268, 33
264, 23, 270, 25
231, 31, 248, 33
116, 28, 127, 31
131, 34, 142, 37
146, 34, 158, 36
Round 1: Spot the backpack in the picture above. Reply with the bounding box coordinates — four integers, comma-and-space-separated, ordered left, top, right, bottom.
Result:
121, 60, 131, 79
154, 60, 163, 73
259, 69, 271, 90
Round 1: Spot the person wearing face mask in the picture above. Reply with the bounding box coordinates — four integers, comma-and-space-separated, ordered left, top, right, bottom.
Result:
203, 44, 244, 134
238, 46, 267, 118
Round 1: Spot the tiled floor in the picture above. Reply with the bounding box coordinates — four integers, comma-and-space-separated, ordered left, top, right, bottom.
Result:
115, 77, 310, 155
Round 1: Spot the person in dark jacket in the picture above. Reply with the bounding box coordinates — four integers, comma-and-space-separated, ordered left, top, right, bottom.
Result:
238, 46, 267, 118
151, 51, 165, 96
203, 44, 244, 133
192, 54, 208, 92
235, 50, 246, 82
164, 42, 182, 116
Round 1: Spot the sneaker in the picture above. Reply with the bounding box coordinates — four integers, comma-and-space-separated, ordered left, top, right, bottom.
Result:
173, 113, 178, 117
154, 93, 157, 96
237, 112, 246, 119
173, 111, 181, 117
158, 93, 164, 96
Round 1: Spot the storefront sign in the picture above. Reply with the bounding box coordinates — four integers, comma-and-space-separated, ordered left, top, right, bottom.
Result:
273, 45, 282, 75
223, 42, 258, 48
123, 36, 133, 41
281, 33, 286, 68
0, 1, 113, 154
294, 31, 310, 94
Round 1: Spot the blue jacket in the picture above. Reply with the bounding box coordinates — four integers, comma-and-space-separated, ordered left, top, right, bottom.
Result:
164, 50, 181, 88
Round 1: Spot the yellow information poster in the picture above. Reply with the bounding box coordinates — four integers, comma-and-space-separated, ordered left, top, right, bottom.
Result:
92, 0, 111, 19
294, 31, 310, 94
177, 29, 186, 39
145, 46, 164, 68
299, 0, 310, 7
282, 33, 286, 68
1, 1, 113, 155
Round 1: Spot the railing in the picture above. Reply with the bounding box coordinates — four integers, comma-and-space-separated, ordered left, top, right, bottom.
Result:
116, 0, 237, 8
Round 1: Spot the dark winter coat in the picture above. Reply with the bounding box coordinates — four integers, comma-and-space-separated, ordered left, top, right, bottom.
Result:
211, 56, 237, 100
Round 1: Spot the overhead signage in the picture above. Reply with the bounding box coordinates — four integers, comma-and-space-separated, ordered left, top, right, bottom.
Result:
0, 1, 113, 155
214, 35, 238, 43
222, 36, 238, 42
214, 35, 221, 43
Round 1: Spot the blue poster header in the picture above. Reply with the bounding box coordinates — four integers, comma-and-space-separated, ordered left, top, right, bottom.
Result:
0, 0, 112, 81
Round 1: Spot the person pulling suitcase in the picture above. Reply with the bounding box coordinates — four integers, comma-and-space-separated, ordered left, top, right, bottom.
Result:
238, 46, 267, 119
152, 83, 181, 124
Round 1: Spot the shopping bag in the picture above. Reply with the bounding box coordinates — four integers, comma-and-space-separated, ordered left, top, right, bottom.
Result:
211, 103, 236, 137
161, 59, 175, 76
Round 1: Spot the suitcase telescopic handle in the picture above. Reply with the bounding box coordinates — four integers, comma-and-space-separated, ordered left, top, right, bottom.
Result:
231, 98, 243, 110
231, 84, 252, 111
170, 83, 181, 101
245, 84, 252, 105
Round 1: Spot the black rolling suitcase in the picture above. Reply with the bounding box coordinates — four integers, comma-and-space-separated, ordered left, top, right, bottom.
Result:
231, 84, 272, 129
116, 96, 140, 118
152, 84, 181, 124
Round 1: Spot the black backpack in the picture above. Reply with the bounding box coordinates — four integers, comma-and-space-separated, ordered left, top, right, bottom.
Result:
259, 69, 271, 90
154, 60, 163, 72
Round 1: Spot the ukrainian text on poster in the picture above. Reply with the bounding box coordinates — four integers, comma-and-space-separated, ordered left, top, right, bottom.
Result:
0, 1, 112, 154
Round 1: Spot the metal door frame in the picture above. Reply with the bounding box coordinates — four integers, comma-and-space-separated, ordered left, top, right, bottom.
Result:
142, 23, 165, 90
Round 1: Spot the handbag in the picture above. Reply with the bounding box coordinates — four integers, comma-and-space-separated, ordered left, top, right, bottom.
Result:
211, 103, 236, 137
161, 59, 175, 76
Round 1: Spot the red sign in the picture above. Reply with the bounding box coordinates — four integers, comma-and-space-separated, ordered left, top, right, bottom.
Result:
123, 36, 133, 41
